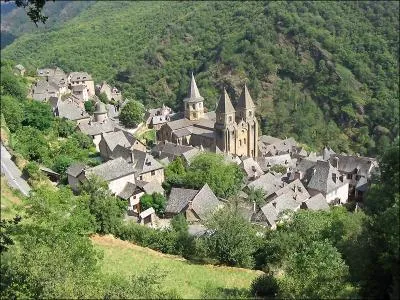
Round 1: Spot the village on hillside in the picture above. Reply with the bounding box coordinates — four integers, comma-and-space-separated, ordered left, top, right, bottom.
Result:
12, 64, 379, 232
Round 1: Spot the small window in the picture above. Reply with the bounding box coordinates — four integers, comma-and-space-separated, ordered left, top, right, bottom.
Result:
229, 116, 232, 122
151, 170, 155, 176
347, 174, 352, 179
239, 140, 242, 146
139, 175, 143, 180
244, 138, 246, 144
192, 104, 195, 109
249, 111, 252, 116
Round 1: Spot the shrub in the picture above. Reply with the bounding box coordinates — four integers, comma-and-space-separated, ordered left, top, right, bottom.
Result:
140, 192, 167, 215
250, 273, 278, 298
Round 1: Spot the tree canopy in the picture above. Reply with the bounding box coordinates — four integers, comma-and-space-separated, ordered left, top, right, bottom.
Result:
119, 100, 145, 128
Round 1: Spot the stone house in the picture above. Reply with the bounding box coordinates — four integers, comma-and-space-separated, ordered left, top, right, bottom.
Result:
99, 130, 146, 161
96, 81, 122, 102
81, 157, 136, 195
66, 163, 87, 192
239, 156, 264, 181
53, 98, 91, 124
13, 64, 25, 76
32, 79, 59, 101
328, 154, 377, 201
71, 84, 89, 102
145, 105, 174, 130
307, 160, 349, 204
165, 183, 221, 221
139, 207, 157, 227
68, 72, 95, 96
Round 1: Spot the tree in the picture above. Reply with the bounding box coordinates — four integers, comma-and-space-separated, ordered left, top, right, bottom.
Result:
185, 153, 245, 198
277, 241, 349, 299
22, 100, 53, 131
84, 100, 96, 115
247, 187, 265, 206
80, 175, 126, 234
98, 92, 109, 104
12, 0, 49, 25
140, 192, 167, 215
0, 95, 24, 132
54, 118, 75, 138
163, 156, 187, 193
205, 205, 258, 268
119, 100, 145, 128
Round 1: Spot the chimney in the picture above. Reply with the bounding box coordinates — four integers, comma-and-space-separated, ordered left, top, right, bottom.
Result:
130, 151, 134, 163
294, 170, 301, 180
333, 157, 339, 168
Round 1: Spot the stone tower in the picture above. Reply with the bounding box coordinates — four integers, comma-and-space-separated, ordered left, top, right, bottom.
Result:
184, 73, 204, 120
94, 102, 108, 122
235, 84, 258, 158
214, 88, 237, 154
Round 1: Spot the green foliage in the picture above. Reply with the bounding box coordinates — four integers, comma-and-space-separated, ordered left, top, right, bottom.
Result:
269, 164, 287, 174
140, 192, 167, 215
21, 100, 53, 131
277, 241, 349, 299
0, 65, 27, 100
119, 100, 145, 128
185, 153, 244, 198
163, 156, 187, 193
80, 175, 126, 235
250, 272, 278, 299
247, 187, 266, 207
0, 215, 22, 253
0, 95, 24, 132
13, 126, 49, 162
171, 214, 188, 233
54, 118, 76, 138
98, 92, 109, 104
84, 99, 96, 115
205, 205, 259, 268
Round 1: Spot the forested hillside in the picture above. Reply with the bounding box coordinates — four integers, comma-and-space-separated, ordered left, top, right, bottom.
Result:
2, 1, 398, 155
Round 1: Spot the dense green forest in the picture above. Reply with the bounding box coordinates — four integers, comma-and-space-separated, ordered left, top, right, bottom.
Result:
2, 1, 399, 155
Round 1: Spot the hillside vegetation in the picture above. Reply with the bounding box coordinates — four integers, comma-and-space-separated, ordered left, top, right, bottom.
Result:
2, 1, 399, 155
93, 234, 261, 299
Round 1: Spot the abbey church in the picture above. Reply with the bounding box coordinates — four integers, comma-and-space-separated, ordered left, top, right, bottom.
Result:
157, 74, 259, 158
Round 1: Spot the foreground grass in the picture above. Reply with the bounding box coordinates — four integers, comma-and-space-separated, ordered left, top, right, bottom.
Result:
0, 176, 23, 219
92, 235, 262, 299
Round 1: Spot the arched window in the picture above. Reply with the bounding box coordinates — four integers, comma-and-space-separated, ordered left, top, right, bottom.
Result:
239, 140, 242, 146
244, 138, 247, 144
229, 116, 232, 122
192, 104, 195, 109
199, 102, 202, 108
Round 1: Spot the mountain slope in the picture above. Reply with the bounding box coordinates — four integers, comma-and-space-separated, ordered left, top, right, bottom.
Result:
2, 1, 398, 155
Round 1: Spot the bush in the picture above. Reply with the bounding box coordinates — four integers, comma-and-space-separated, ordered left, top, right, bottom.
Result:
250, 273, 278, 298
269, 164, 287, 174
119, 100, 145, 128
140, 192, 167, 215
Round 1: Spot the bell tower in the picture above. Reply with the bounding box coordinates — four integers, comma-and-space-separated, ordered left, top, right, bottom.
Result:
184, 73, 204, 120
235, 84, 258, 158
214, 88, 236, 154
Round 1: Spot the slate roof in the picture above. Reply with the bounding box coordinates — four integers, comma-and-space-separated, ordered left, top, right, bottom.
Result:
329, 154, 377, 177
69, 72, 92, 82
191, 183, 220, 220
85, 157, 135, 181
355, 176, 369, 192
78, 120, 115, 136
272, 179, 310, 202
183, 73, 204, 103
165, 184, 220, 220
118, 182, 138, 200
140, 207, 155, 219
166, 188, 199, 214
240, 157, 264, 178
257, 154, 292, 172
259, 135, 282, 145
102, 131, 131, 152
153, 142, 195, 160
216, 88, 235, 114
237, 84, 255, 110
56, 100, 90, 121
166, 118, 193, 131
181, 147, 201, 163
136, 179, 164, 195
302, 193, 329, 211
132, 150, 163, 174
72, 84, 86, 92
247, 173, 284, 198
66, 163, 86, 177
322, 147, 336, 161
172, 127, 192, 138
260, 203, 278, 227
307, 160, 346, 194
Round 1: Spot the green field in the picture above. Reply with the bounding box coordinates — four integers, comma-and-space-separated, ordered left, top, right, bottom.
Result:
92, 235, 262, 299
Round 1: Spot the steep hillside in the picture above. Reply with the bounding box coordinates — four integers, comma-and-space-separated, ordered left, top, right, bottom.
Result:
1, 1, 94, 48
92, 234, 262, 299
2, 1, 398, 155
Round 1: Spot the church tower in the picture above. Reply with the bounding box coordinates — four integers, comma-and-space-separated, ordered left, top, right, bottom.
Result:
214, 88, 237, 154
235, 84, 258, 158
184, 73, 204, 120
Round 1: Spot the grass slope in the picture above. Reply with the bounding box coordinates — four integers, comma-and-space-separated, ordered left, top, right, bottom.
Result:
92, 234, 262, 299
0, 176, 23, 219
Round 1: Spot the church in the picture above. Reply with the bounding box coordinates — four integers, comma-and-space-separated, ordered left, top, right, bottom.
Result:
156, 74, 259, 158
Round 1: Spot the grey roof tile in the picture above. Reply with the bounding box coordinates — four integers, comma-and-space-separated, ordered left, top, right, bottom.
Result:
86, 157, 135, 181
166, 187, 198, 214
302, 193, 329, 211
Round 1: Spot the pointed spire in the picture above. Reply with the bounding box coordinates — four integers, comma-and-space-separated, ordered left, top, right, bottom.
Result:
216, 88, 235, 114
185, 73, 204, 102
237, 84, 255, 109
